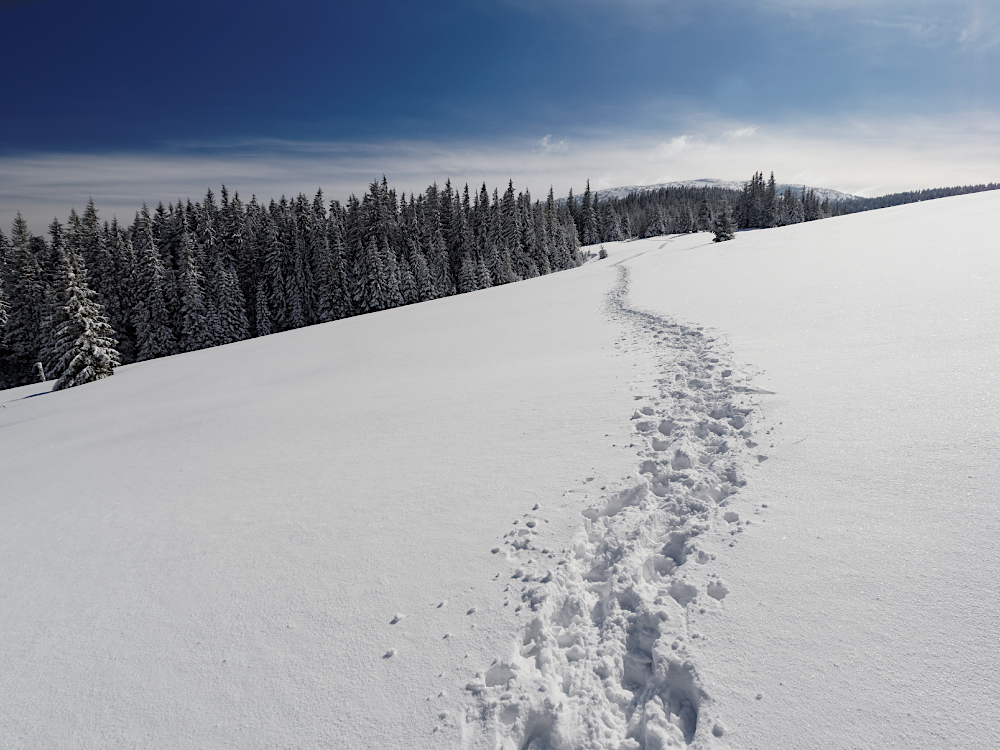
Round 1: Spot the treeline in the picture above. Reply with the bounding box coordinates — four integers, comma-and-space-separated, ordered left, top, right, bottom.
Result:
566, 174, 1000, 241
834, 183, 1000, 213
559, 176, 832, 242
3, 171, 996, 390
0, 178, 584, 389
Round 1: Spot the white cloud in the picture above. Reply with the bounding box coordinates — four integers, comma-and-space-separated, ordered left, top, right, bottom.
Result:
538, 134, 570, 154
2, 111, 999, 233
725, 126, 759, 139
657, 135, 695, 157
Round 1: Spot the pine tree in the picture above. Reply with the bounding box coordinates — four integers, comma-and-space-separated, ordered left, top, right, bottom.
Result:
602, 204, 624, 242
622, 211, 634, 240
713, 204, 735, 243
382, 237, 405, 309
106, 219, 138, 363
0, 269, 9, 355
49, 247, 120, 390
476, 253, 493, 290
765, 173, 778, 228
214, 258, 250, 343
490, 188, 518, 283
3, 214, 46, 384
531, 202, 552, 275
696, 189, 713, 232
255, 278, 272, 336
287, 197, 312, 328
405, 234, 436, 302
581, 180, 600, 245
327, 208, 355, 318
132, 206, 177, 361
178, 229, 214, 352
352, 235, 388, 313
457, 249, 479, 294
500, 181, 526, 280
397, 254, 419, 305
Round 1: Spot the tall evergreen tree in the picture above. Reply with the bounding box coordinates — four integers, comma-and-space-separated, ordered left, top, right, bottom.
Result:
132, 206, 177, 361
764, 172, 778, 228
352, 235, 389, 313
696, 189, 713, 232
48, 245, 119, 390
581, 180, 600, 246
405, 233, 436, 302
3, 214, 46, 384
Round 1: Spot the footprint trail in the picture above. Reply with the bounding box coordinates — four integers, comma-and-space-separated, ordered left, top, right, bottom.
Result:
466, 264, 769, 749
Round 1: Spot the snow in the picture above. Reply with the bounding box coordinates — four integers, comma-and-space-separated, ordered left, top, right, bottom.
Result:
2, 191, 998, 749
621, 192, 1000, 749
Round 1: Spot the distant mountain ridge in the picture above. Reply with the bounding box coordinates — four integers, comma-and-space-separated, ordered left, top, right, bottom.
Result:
593, 178, 857, 203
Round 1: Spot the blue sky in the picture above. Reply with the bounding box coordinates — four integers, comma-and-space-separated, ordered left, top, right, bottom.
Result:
3, 0, 999, 230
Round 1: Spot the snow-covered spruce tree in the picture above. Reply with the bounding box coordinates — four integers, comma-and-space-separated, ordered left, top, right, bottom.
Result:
0, 269, 9, 360
254, 278, 272, 336
765, 172, 778, 228
177, 228, 215, 352
352, 235, 388, 313
37, 218, 69, 374
531, 200, 552, 275
621, 211, 635, 240
713, 204, 735, 243
2, 214, 46, 385
696, 190, 713, 232
602, 203, 624, 242
48, 246, 119, 390
457, 250, 479, 294
132, 205, 177, 361
500, 181, 526, 280
382, 237, 405, 309
581, 180, 600, 246
105, 218, 139, 364
405, 233, 436, 302
517, 190, 540, 278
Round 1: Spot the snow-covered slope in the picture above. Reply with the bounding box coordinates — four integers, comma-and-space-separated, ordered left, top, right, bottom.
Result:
2, 191, 998, 750
594, 178, 856, 203
619, 193, 1000, 750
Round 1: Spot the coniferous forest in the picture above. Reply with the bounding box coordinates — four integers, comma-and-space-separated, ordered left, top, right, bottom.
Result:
0, 179, 585, 390
1, 173, 996, 390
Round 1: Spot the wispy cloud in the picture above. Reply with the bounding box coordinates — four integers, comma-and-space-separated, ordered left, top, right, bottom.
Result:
724, 126, 759, 139
538, 134, 570, 154
657, 135, 695, 157
2, 111, 998, 233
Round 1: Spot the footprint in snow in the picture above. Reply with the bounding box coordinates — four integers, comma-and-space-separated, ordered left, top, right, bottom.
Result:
707, 581, 730, 600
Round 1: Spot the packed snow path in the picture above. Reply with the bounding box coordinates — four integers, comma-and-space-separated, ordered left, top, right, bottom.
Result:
467, 259, 769, 749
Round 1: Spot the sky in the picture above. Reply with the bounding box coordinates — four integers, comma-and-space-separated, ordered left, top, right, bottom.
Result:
2, 0, 999, 232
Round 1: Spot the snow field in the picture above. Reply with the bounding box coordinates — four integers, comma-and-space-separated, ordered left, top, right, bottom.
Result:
3, 190, 998, 749
623, 191, 1000, 749
0, 244, 656, 749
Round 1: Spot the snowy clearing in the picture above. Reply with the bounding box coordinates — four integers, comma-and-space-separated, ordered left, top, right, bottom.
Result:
2, 191, 998, 749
